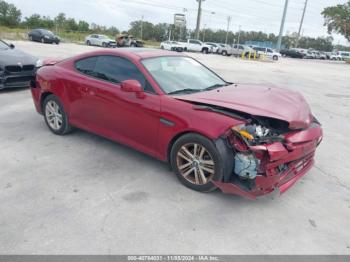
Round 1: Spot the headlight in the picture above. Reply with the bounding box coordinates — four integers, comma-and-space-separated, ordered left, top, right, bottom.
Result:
230, 123, 284, 146
36, 59, 43, 68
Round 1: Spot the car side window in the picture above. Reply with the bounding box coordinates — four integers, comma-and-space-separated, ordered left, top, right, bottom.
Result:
94, 56, 155, 94
75, 57, 98, 76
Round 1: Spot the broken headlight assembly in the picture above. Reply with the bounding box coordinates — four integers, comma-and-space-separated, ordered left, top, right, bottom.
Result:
227, 123, 286, 180
231, 124, 285, 145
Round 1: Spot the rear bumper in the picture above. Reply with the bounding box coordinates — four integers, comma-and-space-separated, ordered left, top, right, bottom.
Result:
214, 125, 323, 200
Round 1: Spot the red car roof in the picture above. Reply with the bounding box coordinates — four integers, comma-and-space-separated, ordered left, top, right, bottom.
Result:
74, 48, 186, 61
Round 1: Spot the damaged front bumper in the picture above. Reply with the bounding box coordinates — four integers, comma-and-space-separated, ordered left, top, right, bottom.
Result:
213, 124, 323, 200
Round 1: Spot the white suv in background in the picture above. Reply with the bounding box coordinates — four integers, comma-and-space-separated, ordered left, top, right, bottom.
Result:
253, 46, 281, 61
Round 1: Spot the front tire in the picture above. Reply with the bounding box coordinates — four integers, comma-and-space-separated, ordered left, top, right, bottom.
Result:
43, 95, 71, 135
170, 133, 224, 192
202, 48, 209, 54
41, 38, 45, 44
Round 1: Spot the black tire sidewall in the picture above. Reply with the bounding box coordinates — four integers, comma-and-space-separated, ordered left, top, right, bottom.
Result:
170, 133, 224, 192
43, 95, 71, 135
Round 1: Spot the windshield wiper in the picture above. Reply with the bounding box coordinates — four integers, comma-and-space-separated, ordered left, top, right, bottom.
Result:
168, 88, 201, 95
203, 83, 229, 91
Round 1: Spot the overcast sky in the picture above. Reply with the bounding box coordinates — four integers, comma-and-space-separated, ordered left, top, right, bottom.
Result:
8, 0, 349, 45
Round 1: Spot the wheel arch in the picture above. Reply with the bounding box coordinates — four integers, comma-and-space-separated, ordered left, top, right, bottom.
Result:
166, 130, 234, 183
167, 130, 213, 163
40, 91, 54, 112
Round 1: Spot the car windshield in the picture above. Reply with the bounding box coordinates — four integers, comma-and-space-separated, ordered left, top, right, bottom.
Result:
0, 40, 9, 50
142, 56, 227, 95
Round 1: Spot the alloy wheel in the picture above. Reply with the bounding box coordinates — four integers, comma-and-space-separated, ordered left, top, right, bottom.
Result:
176, 143, 215, 185
45, 100, 63, 131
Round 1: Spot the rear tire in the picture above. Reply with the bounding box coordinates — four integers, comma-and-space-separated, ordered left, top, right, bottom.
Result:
43, 95, 72, 135
273, 55, 278, 61
222, 51, 228, 56
102, 42, 107, 48
202, 48, 209, 54
86, 40, 91, 46
170, 133, 224, 193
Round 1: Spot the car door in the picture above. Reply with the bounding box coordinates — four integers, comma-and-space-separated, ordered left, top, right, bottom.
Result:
189, 40, 200, 52
33, 30, 41, 41
89, 35, 97, 45
69, 55, 161, 156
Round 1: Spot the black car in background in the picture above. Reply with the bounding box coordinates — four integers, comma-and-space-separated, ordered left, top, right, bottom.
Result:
280, 49, 305, 59
0, 39, 38, 90
28, 29, 60, 44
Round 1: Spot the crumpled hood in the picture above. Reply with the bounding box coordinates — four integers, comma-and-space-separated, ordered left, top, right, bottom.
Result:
174, 84, 313, 129
0, 48, 37, 66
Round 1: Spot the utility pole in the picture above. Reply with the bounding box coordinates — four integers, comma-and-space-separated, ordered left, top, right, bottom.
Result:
296, 0, 308, 47
140, 15, 144, 40
237, 25, 241, 45
225, 16, 231, 44
277, 0, 289, 50
202, 24, 206, 42
195, 0, 205, 39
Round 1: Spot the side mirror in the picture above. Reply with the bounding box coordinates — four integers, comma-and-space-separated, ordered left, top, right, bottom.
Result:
10, 44, 15, 49
121, 80, 145, 98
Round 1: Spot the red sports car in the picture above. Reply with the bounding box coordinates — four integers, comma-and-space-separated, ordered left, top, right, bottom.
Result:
30, 49, 322, 199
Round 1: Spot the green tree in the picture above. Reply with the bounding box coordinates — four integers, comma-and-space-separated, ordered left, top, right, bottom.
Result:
0, 0, 21, 27
23, 14, 54, 29
65, 18, 78, 31
106, 26, 120, 36
77, 20, 89, 32
54, 12, 66, 32
128, 20, 154, 40
322, 1, 350, 41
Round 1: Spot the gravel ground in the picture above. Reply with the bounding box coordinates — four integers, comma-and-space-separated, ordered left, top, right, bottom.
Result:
1, 41, 350, 254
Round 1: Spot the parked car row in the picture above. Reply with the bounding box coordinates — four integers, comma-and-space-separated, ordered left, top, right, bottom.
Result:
85, 33, 144, 48
280, 48, 350, 61
27, 28, 144, 49
159, 40, 283, 61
